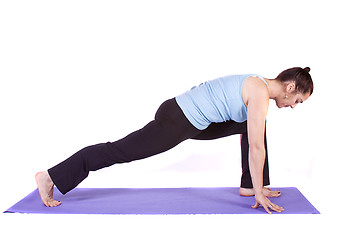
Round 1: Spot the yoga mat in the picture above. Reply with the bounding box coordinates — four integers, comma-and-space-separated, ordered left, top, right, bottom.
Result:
4, 187, 319, 214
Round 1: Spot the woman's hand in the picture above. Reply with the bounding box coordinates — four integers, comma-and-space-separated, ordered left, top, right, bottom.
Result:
252, 193, 284, 214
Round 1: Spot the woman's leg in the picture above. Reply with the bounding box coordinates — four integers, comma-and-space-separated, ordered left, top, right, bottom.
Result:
240, 131, 270, 188
192, 121, 270, 190
239, 128, 280, 197
46, 98, 201, 195
191, 120, 247, 140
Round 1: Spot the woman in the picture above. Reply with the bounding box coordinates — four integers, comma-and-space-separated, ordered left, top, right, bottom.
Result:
36, 67, 313, 214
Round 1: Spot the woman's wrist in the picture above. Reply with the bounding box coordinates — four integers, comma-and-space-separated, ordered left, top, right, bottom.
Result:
254, 186, 264, 196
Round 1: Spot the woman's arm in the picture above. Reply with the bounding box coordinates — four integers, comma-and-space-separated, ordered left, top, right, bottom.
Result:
245, 77, 284, 214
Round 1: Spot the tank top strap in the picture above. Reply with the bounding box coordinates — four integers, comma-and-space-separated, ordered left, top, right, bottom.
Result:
253, 74, 269, 88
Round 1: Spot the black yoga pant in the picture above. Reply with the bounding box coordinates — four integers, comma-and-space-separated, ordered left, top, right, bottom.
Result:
48, 98, 269, 194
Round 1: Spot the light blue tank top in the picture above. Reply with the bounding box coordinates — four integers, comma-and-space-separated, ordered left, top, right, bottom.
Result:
175, 74, 268, 130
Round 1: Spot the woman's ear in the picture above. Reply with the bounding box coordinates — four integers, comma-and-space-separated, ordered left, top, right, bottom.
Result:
286, 82, 296, 93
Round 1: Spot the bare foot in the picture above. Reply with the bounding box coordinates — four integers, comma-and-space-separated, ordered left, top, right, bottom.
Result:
35, 171, 61, 207
239, 187, 281, 198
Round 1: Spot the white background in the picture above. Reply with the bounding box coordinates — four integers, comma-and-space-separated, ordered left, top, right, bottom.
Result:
1, 0, 359, 239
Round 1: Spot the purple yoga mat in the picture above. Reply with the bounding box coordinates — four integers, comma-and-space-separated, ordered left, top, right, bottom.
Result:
4, 187, 319, 214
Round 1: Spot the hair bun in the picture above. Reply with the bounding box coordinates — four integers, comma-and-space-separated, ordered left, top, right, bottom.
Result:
303, 67, 311, 72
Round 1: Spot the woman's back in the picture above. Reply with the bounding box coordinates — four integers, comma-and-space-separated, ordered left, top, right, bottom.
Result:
175, 74, 268, 130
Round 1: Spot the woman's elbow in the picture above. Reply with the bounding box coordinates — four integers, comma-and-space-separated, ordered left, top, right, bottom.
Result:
249, 143, 265, 153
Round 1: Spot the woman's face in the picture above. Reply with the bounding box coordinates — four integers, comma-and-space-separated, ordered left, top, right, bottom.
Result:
276, 82, 311, 109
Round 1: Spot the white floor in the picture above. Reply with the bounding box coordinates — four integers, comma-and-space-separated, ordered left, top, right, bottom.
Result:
1, 1, 359, 239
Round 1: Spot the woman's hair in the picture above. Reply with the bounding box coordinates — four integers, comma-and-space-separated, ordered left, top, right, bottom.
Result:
276, 67, 313, 95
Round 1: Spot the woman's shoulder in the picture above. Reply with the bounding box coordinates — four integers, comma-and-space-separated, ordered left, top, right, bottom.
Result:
242, 75, 269, 106
245, 75, 268, 88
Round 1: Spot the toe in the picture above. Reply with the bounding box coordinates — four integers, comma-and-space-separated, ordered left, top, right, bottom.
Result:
51, 200, 61, 207
272, 191, 280, 197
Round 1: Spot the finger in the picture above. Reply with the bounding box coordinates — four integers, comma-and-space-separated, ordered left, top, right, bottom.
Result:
264, 205, 272, 214
270, 204, 284, 212
251, 202, 260, 209
275, 203, 284, 211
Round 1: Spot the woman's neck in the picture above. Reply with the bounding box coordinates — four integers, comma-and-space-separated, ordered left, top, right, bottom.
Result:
264, 78, 283, 100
